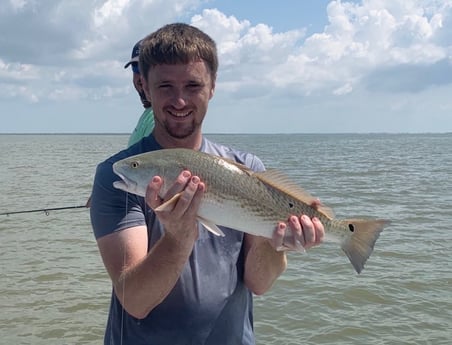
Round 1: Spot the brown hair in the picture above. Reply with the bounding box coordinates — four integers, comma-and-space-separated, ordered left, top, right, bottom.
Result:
139, 23, 218, 81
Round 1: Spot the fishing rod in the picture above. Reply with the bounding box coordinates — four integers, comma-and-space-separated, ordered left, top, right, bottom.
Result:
0, 205, 88, 216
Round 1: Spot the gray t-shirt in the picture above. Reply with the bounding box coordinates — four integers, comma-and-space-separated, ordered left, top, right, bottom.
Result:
90, 135, 265, 345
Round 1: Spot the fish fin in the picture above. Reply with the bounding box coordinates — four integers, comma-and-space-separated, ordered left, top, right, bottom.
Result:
154, 193, 182, 212
340, 219, 390, 273
277, 242, 306, 253
155, 193, 225, 237
197, 217, 225, 237
254, 169, 335, 219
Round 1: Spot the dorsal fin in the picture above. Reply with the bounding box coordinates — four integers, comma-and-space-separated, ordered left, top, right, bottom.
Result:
254, 169, 335, 219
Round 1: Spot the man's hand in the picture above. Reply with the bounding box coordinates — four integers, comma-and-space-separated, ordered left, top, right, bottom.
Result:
145, 170, 205, 242
271, 215, 325, 251
269, 200, 325, 251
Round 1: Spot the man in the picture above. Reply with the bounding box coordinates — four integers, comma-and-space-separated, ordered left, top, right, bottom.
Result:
90, 23, 324, 345
124, 39, 155, 146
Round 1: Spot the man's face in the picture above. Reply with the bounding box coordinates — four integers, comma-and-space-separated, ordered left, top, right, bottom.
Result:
143, 60, 215, 145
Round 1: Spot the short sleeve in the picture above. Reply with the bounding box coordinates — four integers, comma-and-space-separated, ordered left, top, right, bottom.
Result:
90, 159, 146, 239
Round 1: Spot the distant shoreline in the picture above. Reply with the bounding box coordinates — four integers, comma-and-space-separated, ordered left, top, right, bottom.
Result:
0, 132, 451, 135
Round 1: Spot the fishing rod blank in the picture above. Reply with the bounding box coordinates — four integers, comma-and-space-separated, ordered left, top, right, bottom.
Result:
0, 205, 88, 216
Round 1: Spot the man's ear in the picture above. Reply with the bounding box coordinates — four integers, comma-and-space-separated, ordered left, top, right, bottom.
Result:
209, 76, 216, 100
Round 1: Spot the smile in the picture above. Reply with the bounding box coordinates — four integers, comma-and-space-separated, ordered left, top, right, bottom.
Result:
169, 110, 191, 118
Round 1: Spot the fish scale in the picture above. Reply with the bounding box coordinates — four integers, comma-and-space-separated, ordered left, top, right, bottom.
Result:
113, 148, 390, 273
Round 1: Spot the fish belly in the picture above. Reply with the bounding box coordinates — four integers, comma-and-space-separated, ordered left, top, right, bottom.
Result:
198, 198, 277, 239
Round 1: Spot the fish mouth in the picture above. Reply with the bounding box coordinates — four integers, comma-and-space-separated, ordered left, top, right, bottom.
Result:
112, 169, 141, 196
113, 178, 135, 192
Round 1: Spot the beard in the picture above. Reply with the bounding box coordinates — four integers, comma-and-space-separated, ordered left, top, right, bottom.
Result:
163, 120, 197, 139
153, 106, 206, 142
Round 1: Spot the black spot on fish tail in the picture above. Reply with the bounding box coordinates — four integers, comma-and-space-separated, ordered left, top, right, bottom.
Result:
341, 219, 390, 273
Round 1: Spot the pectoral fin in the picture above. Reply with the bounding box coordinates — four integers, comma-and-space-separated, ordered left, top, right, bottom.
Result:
154, 193, 225, 237
154, 193, 182, 212
197, 216, 225, 237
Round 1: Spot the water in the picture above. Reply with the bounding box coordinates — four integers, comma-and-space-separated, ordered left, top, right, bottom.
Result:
0, 133, 451, 344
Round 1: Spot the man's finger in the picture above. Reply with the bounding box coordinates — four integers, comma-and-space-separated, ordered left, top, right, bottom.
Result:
146, 176, 164, 209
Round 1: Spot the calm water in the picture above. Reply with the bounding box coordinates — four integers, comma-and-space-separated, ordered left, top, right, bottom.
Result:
0, 133, 451, 344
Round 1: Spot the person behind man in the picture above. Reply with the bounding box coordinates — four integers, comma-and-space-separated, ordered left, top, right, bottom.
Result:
85, 40, 155, 208
90, 23, 325, 345
124, 39, 155, 146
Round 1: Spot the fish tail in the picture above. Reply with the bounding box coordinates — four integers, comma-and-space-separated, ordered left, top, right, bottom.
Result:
340, 219, 390, 273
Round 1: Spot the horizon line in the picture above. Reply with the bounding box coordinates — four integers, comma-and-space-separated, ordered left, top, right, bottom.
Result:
0, 131, 451, 136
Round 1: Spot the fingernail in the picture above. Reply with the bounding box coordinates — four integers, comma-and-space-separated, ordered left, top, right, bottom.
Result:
191, 176, 199, 184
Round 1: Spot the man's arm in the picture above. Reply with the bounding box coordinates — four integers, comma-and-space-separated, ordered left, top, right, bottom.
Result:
95, 171, 204, 319
96, 224, 198, 319
244, 215, 325, 295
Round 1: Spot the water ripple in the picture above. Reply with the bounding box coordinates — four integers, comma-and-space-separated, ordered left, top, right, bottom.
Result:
1, 133, 451, 344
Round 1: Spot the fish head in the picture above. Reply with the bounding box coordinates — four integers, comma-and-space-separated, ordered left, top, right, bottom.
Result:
112, 150, 182, 197
113, 152, 164, 197
112, 174, 143, 196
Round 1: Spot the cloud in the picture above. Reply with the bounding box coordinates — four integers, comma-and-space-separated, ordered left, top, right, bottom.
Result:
191, 9, 306, 98
364, 59, 452, 92
266, 0, 452, 95
0, 0, 451, 107
0, 59, 40, 82
188, 0, 452, 100
0, 0, 202, 103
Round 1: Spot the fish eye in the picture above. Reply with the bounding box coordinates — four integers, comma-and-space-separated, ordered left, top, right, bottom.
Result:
131, 161, 140, 169
348, 224, 355, 232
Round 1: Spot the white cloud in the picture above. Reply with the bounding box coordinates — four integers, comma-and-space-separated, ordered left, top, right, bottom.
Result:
94, 0, 130, 27
0, 59, 40, 81
333, 83, 353, 95
264, 0, 452, 95
0, 0, 451, 133
8, 0, 30, 12
0, 0, 204, 104
191, 8, 306, 98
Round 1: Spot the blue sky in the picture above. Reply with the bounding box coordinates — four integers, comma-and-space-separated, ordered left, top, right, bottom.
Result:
0, 0, 451, 134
